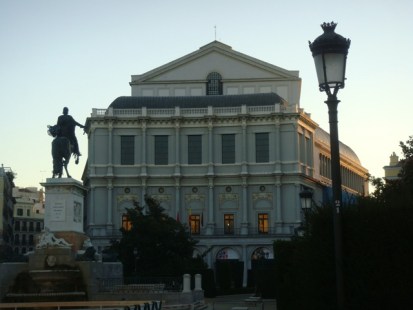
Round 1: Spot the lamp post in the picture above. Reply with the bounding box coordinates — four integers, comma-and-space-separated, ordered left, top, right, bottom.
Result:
133, 247, 138, 276
309, 22, 350, 310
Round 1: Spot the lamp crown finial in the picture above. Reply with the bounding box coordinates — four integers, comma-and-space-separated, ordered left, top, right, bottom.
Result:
321, 22, 337, 32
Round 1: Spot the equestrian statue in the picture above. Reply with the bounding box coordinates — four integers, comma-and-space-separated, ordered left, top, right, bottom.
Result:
48, 107, 85, 178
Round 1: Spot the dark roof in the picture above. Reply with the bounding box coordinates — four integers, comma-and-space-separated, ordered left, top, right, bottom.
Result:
109, 93, 286, 109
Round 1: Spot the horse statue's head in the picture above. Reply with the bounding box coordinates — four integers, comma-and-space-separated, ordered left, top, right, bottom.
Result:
47, 125, 60, 138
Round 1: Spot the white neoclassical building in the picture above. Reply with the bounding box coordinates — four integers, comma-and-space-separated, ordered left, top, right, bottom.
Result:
83, 41, 368, 286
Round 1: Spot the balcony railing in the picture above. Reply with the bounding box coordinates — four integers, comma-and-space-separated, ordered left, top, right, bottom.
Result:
89, 226, 285, 239
91, 104, 280, 119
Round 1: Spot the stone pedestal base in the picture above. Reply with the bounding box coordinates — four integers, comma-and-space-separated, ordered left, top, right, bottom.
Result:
42, 178, 86, 234
29, 247, 75, 270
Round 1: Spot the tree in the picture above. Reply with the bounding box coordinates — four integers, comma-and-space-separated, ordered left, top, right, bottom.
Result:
115, 195, 200, 277
368, 136, 413, 208
274, 136, 413, 310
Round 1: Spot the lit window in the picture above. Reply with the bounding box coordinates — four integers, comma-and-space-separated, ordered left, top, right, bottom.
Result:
122, 214, 132, 231
258, 213, 269, 234
189, 215, 201, 235
224, 214, 234, 234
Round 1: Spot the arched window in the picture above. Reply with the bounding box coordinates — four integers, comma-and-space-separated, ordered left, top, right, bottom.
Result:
206, 72, 223, 95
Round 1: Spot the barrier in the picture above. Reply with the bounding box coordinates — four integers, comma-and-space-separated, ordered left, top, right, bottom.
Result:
0, 300, 162, 310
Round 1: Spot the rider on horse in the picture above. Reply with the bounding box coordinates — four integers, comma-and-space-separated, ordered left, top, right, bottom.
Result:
48, 107, 85, 178
57, 107, 85, 158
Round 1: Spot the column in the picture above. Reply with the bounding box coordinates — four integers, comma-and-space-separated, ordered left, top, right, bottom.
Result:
293, 123, 300, 173
242, 245, 248, 287
274, 121, 281, 174
89, 186, 95, 225
175, 177, 180, 222
241, 176, 249, 235
275, 177, 283, 233
241, 118, 248, 175
295, 183, 301, 224
89, 127, 96, 176
206, 177, 215, 235
174, 119, 181, 176
207, 118, 214, 176
107, 122, 113, 176
141, 120, 147, 176
141, 178, 147, 213
107, 179, 113, 226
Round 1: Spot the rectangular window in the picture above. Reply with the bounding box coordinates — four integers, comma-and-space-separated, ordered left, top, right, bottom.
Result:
224, 214, 234, 235
155, 135, 168, 165
121, 136, 135, 165
222, 134, 235, 164
122, 214, 132, 231
26, 209, 30, 217
255, 133, 269, 163
188, 135, 202, 164
17, 208, 23, 216
189, 215, 201, 235
258, 213, 269, 234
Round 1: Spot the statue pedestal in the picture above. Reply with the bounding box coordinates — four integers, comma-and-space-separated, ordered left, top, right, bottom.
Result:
42, 178, 86, 233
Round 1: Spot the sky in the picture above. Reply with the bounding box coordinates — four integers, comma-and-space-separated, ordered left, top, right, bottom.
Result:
1, 0, 412, 190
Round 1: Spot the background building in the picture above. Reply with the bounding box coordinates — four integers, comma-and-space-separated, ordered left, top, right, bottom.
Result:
383, 152, 402, 181
83, 41, 368, 286
12, 187, 45, 254
0, 165, 15, 251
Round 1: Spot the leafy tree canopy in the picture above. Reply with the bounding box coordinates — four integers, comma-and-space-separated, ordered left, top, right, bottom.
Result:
113, 195, 201, 277
368, 135, 413, 208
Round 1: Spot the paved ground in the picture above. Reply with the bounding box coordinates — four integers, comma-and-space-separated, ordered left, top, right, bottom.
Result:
204, 294, 277, 310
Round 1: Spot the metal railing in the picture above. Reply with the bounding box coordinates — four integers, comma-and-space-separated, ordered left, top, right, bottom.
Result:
97, 276, 182, 293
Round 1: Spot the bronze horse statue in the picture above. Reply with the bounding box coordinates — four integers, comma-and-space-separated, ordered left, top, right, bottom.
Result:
48, 125, 80, 178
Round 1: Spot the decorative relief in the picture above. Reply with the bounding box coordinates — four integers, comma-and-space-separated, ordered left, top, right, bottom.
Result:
152, 194, 171, 202
117, 194, 138, 204
252, 192, 273, 202
73, 201, 82, 223
219, 193, 239, 204
185, 194, 205, 204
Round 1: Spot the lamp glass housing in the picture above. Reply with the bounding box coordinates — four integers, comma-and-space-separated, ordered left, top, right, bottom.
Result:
299, 189, 313, 210
314, 52, 346, 90
309, 22, 350, 93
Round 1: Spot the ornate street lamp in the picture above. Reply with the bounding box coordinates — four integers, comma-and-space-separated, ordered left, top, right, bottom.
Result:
299, 188, 313, 211
309, 22, 350, 310
299, 188, 313, 233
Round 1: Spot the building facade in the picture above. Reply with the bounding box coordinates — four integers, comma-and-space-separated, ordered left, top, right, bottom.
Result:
12, 187, 45, 254
83, 41, 368, 285
0, 165, 14, 250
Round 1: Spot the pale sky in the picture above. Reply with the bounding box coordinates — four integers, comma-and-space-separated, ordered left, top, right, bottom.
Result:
1, 0, 412, 190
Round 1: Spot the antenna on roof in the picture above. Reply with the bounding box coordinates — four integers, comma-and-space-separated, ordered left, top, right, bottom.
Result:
214, 25, 217, 40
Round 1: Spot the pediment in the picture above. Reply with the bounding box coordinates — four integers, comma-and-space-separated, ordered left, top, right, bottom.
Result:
131, 41, 299, 84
